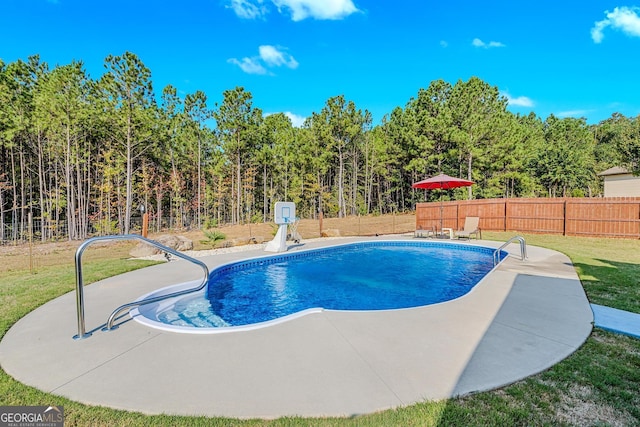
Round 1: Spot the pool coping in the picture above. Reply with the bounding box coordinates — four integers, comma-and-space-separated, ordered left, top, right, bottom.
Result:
0, 236, 593, 419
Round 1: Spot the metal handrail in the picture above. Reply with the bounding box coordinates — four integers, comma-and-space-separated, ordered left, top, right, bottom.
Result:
73, 234, 209, 340
493, 236, 527, 266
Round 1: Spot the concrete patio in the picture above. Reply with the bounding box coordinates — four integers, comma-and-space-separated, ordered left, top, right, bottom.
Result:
0, 236, 593, 419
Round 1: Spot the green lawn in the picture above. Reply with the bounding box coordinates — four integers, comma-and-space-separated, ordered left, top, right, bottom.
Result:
484, 232, 640, 313
0, 233, 639, 426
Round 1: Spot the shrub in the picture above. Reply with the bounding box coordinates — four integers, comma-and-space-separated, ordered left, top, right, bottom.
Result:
201, 229, 226, 245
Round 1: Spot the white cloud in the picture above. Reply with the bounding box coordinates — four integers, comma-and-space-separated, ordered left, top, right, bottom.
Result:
227, 57, 269, 75
284, 112, 306, 127
272, 0, 359, 21
502, 92, 534, 107
591, 20, 608, 43
591, 6, 640, 43
259, 45, 299, 69
265, 111, 306, 127
229, 0, 268, 19
472, 38, 506, 48
557, 109, 591, 118
229, 45, 298, 75
227, 0, 359, 21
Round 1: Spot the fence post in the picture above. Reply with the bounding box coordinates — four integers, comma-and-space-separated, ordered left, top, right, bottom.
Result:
28, 212, 34, 273
563, 199, 567, 236
392, 210, 395, 234
504, 199, 508, 231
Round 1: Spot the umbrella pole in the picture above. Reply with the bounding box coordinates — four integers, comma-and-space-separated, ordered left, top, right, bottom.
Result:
440, 189, 444, 234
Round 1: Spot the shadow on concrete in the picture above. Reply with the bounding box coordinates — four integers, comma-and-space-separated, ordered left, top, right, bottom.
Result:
452, 273, 593, 397
0, 238, 595, 419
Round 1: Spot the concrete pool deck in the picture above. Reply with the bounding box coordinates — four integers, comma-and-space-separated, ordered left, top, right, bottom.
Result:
0, 236, 593, 419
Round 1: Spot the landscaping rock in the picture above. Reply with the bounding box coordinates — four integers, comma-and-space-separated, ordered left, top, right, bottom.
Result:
129, 234, 193, 257
219, 236, 268, 247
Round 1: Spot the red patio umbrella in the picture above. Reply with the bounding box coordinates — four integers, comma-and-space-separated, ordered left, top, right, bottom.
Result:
412, 173, 474, 234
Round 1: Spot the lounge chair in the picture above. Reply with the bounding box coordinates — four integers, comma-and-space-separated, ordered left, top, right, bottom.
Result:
414, 225, 435, 238
454, 217, 481, 240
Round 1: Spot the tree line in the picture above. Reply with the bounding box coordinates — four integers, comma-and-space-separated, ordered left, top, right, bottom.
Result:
1, 52, 639, 241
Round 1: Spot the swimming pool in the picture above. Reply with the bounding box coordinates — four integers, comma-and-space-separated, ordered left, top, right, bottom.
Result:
132, 241, 507, 333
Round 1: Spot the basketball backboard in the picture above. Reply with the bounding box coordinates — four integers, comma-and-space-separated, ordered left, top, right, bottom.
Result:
274, 202, 295, 225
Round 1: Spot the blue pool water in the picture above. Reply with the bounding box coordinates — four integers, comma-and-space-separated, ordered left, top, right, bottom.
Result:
155, 241, 504, 329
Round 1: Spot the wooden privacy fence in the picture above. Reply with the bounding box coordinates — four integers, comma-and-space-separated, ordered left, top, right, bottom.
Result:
416, 197, 640, 239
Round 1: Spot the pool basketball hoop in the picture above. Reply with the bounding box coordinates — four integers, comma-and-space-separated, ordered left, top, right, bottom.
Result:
265, 202, 296, 252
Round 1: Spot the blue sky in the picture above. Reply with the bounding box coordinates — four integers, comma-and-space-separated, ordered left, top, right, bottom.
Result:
2, 0, 640, 126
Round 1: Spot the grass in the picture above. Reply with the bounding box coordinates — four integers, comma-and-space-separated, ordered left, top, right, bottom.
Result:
484, 231, 640, 313
0, 227, 639, 426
